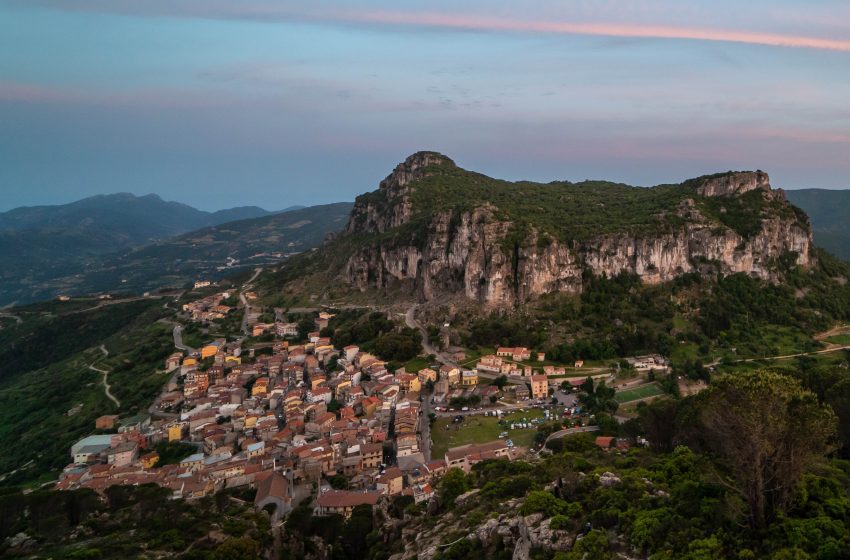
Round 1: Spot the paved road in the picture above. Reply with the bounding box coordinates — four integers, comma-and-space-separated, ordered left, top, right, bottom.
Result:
420, 395, 433, 462
173, 324, 195, 353
545, 425, 599, 443
90, 344, 120, 408
240, 268, 263, 335
404, 305, 455, 366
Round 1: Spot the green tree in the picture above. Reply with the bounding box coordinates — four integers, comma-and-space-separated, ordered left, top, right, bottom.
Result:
701, 370, 837, 529
438, 468, 473, 508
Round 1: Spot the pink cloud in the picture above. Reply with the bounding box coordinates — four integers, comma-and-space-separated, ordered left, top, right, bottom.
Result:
27, 2, 850, 52
343, 10, 850, 52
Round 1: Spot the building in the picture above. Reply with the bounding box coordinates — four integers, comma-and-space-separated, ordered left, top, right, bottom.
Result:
95, 415, 119, 430
445, 441, 510, 472
71, 435, 114, 464
254, 471, 294, 521
316, 490, 381, 518
496, 347, 532, 361
417, 368, 437, 384
461, 371, 478, 387
530, 375, 549, 400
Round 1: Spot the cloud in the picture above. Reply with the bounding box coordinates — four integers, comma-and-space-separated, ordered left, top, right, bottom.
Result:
338, 10, 850, 53
25, 1, 850, 52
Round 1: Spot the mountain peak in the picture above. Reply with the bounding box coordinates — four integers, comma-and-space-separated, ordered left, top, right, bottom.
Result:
689, 170, 771, 197
379, 151, 455, 191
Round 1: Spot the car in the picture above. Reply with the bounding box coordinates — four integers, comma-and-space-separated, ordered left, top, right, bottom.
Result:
461, 406, 469, 411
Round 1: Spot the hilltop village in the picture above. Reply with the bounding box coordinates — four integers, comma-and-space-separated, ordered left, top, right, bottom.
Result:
56, 284, 672, 521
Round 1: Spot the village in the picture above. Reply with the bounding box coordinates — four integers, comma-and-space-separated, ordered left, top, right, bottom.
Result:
56, 283, 673, 522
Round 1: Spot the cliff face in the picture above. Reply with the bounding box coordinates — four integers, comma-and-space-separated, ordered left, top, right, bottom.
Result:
341, 153, 814, 306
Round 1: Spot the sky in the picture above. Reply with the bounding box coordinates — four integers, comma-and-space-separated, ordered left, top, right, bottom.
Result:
1, 1, 849, 212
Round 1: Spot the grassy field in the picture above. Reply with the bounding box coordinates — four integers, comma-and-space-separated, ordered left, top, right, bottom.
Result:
826, 334, 850, 346
404, 356, 436, 373
614, 383, 664, 403
431, 409, 544, 459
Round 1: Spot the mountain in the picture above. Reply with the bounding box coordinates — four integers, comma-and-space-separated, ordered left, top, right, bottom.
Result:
0, 194, 311, 305
267, 152, 814, 306
0, 202, 353, 304
785, 189, 850, 261
0, 193, 280, 243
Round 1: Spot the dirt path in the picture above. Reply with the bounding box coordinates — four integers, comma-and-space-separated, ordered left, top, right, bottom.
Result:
89, 344, 120, 408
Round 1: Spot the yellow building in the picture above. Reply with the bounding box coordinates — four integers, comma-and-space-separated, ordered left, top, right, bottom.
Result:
168, 424, 185, 442
140, 452, 160, 469
182, 357, 197, 368
200, 345, 219, 359
461, 371, 479, 386
417, 368, 437, 383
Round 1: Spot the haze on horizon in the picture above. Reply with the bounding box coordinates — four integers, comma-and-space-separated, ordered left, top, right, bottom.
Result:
1, 0, 849, 213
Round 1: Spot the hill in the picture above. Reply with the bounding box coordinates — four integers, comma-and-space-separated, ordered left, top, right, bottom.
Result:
0, 199, 350, 305
786, 188, 850, 261
261, 151, 813, 307
0, 193, 285, 245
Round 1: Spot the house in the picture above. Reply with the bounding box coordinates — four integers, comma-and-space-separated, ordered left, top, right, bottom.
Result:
530, 375, 549, 400
180, 453, 205, 472
316, 490, 381, 518
445, 441, 510, 472
417, 368, 437, 384
475, 356, 502, 374
461, 371, 478, 387
574, 360, 584, 368
395, 373, 421, 394
537, 352, 546, 362
117, 413, 151, 433
360, 443, 383, 470
276, 322, 300, 338
254, 471, 293, 521
165, 353, 183, 372
95, 415, 119, 430
375, 467, 404, 496
105, 442, 138, 467
496, 347, 531, 361
71, 435, 115, 464
140, 452, 160, 469
595, 436, 615, 450
513, 384, 530, 400
194, 281, 211, 289
403, 483, 435, 504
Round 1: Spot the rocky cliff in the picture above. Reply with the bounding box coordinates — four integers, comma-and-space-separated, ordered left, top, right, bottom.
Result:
340, 152, 814, 306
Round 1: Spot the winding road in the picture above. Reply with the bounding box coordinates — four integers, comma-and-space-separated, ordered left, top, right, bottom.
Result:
90, 344, 120, 408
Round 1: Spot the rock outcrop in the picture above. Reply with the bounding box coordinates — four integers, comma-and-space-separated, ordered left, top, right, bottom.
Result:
340, 152, 814, 306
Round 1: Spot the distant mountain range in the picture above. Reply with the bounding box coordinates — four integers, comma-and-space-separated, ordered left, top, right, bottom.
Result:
0, 193, 344, 305
785, 189, 850, 261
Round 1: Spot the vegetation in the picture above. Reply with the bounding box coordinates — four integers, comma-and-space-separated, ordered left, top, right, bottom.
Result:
0, 300, 172, 486
322, 309, 422, 363
0, 484, 272, 558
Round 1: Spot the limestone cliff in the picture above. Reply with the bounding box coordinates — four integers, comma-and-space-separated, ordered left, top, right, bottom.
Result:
340, 152, 813, 306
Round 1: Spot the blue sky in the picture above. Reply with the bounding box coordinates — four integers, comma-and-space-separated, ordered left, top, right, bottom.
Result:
1, 1, 849, 211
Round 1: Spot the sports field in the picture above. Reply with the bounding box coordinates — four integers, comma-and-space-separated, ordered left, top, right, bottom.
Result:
614, 383, 663, 403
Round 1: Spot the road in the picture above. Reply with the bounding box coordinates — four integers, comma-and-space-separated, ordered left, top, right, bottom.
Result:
545, 425, 599, 444
0, 312, 22, 325
708, 343, 850, 368
405, 305, 454, 366
89, 344, 120, 408
172, 324, 195, 353
420, 395, 433, 462
240, 268, 263, 335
